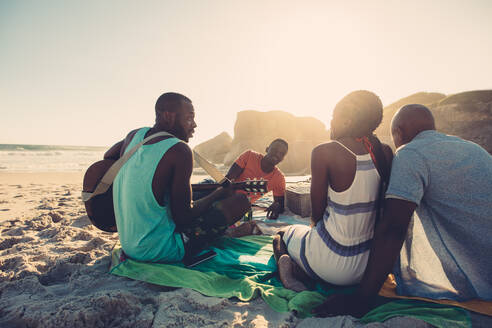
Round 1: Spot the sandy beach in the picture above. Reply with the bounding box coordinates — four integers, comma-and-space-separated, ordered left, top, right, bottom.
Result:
0, 172, 84, 222
3, 172, 489, 327
0, 173, 304, 327
1, 172, 297, 327
2, 0, 491, 325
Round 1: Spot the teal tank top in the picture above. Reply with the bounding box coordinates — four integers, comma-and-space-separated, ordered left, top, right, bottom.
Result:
113, 127, 184, 262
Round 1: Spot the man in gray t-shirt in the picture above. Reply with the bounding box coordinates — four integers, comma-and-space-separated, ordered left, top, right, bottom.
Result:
387, 129, 492, 301
313, 104, 492, 318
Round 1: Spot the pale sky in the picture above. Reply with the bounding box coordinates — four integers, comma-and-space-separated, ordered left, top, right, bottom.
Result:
1, 0, 491, 147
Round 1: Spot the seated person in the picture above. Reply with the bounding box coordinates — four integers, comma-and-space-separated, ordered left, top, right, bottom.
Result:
313, 104, 492, 317
106, 92, 251, 263
273, 90, 393, 292
225, 139, 289, 220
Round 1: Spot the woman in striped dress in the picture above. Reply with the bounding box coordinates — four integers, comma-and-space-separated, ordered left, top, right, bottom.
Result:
273, 90, 393, 291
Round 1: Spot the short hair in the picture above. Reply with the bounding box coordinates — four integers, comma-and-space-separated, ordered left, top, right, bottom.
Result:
333, 90, 383, 136
270, 138, 288, 150
155, 92, 192, 115
392, 104, 436, 132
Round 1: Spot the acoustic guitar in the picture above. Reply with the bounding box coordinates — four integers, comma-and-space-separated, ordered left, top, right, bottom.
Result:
83, 159, 117, 232
83, 160, 268, 233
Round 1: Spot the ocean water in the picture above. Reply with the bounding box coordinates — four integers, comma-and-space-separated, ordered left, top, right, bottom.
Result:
0, 144, 107, 173
0, 144, 312, 183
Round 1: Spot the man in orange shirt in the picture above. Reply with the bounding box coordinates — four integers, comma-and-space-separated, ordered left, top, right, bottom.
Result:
225, 139, 288, 219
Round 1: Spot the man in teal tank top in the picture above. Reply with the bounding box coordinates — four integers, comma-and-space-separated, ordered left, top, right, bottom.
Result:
104, 92, 251, 263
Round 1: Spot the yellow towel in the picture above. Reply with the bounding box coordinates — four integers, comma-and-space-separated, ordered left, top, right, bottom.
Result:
379, 275, 492, 316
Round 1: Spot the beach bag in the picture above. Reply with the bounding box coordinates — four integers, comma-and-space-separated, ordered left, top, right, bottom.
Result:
82, 131, 173, 232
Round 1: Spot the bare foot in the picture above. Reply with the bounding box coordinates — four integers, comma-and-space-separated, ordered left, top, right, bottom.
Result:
278, 254, 308, 292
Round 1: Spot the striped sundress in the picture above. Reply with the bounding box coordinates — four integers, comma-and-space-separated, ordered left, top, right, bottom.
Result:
282, 146, 381, 285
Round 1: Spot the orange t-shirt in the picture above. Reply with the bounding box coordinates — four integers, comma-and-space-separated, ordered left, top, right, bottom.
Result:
234, 150, 286, 203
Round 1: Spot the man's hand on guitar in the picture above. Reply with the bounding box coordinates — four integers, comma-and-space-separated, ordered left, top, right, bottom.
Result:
218, 183, 236, 198
265, 202, 282, 220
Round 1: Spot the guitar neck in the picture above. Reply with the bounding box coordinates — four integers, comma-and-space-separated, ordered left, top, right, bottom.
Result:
191, 183, 223, 192
191, 182, 246, 192
191, 180, 268, 193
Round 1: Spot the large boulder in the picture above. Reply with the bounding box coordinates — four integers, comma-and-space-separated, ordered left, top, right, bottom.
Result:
375, 90, 492, 153
193, 131, 232, 164
430, 91, 492, 153
223, 110, 330, 174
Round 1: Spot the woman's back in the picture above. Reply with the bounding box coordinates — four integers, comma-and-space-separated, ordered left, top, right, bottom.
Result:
324, 143, 381, 247
275, 90, 393, 290
306, 140, 381, 285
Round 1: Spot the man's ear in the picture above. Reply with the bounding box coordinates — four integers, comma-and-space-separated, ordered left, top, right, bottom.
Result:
265, 146, 269, 154
391, 127, 403, 148
162, 111, 177, 127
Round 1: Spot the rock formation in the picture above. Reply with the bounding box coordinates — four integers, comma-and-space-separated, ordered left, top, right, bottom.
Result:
193, 131, 232, 164
375, 92, 446, 147
430, 91, 492, 153
376, 90, 492, 153
195, 90, 492, 175
223, 110, 330, 174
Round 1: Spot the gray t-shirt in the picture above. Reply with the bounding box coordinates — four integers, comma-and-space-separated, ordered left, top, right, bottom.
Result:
386, 130, 492, 301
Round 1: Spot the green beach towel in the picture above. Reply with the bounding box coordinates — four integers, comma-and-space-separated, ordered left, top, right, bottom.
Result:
110, 235, 470, 328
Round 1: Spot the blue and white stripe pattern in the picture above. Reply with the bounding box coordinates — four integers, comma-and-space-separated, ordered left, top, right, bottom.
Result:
298, 231, 324, 281
315, 219, 373, 257
357, 159, 377, 171
283, 151, 381, 286
324, 199, 377, 217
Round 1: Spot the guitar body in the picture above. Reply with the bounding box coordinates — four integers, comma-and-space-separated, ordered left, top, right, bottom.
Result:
82, 159, 118, 232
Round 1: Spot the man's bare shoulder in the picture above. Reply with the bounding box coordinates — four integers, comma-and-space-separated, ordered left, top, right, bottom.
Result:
154, 141, 192, 174
165, 141, 191, 158
124, 129, 140, 143
118, 129, 142, 156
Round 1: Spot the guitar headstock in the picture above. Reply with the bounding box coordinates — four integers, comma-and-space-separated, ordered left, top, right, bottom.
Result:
240, 179, 268, 194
